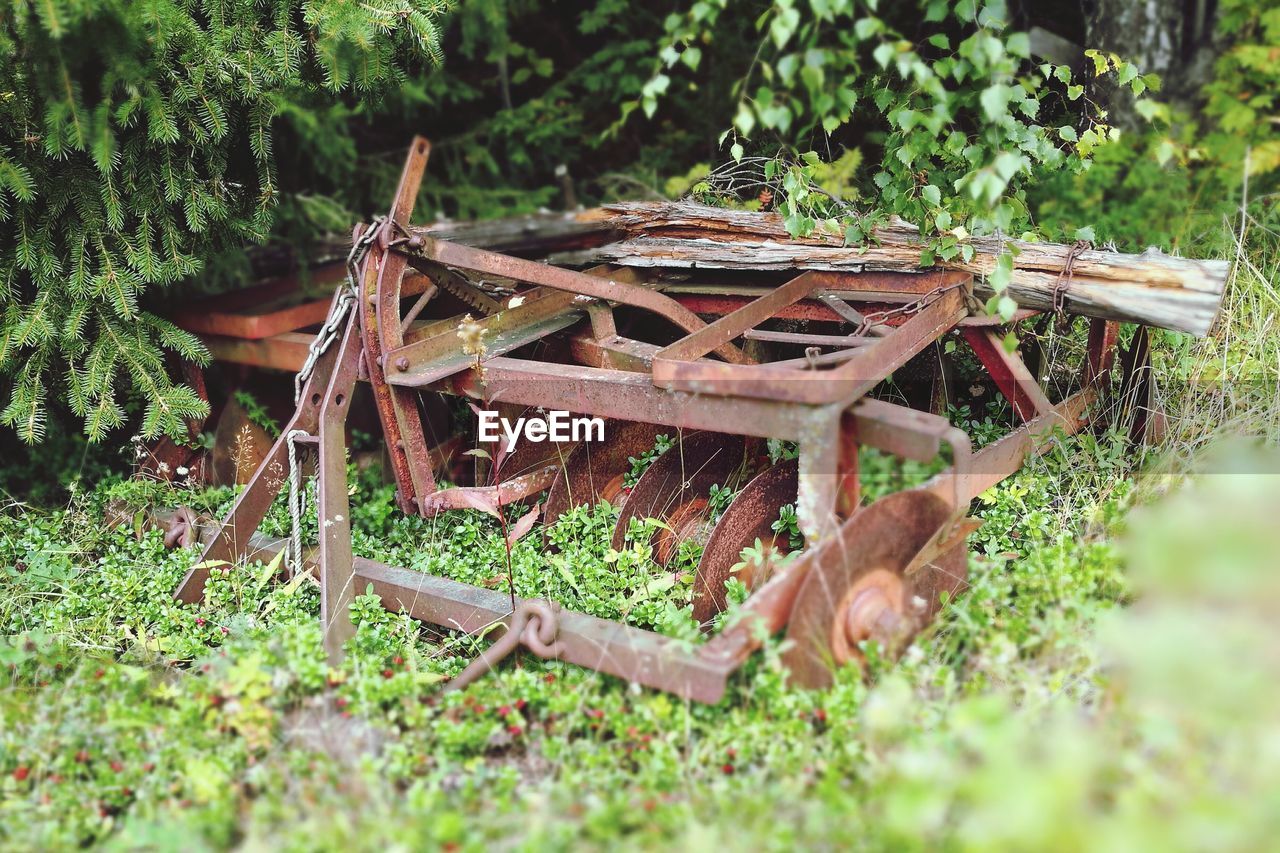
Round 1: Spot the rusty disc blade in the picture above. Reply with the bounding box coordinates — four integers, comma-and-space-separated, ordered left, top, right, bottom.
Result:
543, 420, 672, 527
609, 431, 747, 563
692, 458, 798, 625
781, 488, 963, 689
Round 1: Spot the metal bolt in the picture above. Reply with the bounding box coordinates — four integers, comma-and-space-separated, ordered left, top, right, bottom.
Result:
395, 356, 410, 372
408, 235, 423, 250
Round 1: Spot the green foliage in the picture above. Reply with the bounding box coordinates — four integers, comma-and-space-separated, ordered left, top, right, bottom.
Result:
231, 390, 282, 439
623, 432, 675, 488
0, 0, 447, 443
638, 0, 1150, 296
5, 425, 1269, 847
1203, 0, 1280, 184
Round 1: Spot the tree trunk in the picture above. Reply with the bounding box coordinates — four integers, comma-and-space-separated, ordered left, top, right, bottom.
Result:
1084, 0, 1220, 128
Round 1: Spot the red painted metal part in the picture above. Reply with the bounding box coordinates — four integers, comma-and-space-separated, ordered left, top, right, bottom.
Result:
960, 326, 1054, 423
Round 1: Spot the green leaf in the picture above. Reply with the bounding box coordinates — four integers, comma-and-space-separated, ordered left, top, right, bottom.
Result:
770, 6, 801, 49
980, 84, 1011, 122
854, 17, 881, 39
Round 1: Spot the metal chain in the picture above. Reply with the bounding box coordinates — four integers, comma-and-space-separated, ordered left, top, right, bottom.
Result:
847, 279, 971, 339
293, 217, 388, 404
1051, 239, 1092, 317
284, 217, 409, 574
286, 428, 310, 575
445, 600, 564, 693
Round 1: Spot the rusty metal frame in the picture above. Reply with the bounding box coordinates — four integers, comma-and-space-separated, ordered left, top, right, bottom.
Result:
168, 385, 1094, 703
651, 270, 970, 405
172, 137, 1130, 704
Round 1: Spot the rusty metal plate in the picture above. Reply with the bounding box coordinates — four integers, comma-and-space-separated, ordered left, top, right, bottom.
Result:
692, 458, 798, 625
780, 488, 960, 689
543, 420, 672, 529
609, 431, 747, 562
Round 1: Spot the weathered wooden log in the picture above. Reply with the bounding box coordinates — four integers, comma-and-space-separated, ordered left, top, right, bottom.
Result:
248, 210, 613, 277
560, 201, 1228, 336
417, 210, 612, 255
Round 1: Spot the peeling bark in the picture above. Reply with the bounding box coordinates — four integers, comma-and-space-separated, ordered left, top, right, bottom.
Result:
560, 202, 1228, 336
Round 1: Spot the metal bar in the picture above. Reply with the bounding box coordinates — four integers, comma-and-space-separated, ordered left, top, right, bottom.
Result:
318, 318, 363, 661
836, 410, 861, 518
404, 237, 749, 365
960, 327, 1054, 423
795, 410, 843, 544
657, 271, 823, 361
440, 357, 832, 440
419, 466, 559, 514
399, 283, 439, 333
363, 138, 437, 513
354, 559, 735, 704
923, 387, 1094, 505
815, 293, 892, 336
385, 285, 583, 386
159, 508, 736, 702
202, 332, 312, 372
172, 266, 434, 341
172, 289, 353, 603
743, 328, 875, 347
650, 287, 966, 405
667, 291, 1035, 327
567, 333, 660, 371
769, 347, 865, 370
1083, 318, 1120, 387
169, 264, 345, 339
440, 356, 971, 459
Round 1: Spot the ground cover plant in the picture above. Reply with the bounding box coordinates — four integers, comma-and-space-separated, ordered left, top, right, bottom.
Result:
3, 224, 1278, 846
2, 0, 1279, 848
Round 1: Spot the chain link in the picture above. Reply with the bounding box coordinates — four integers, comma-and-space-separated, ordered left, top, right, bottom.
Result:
445, 600, 564, 693
1051, 239, 1092, 317
293, 217, 388, 404
846, 278, 971, 339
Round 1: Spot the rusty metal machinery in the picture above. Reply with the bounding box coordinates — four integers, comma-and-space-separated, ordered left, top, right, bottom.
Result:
166, 137, 1176, 702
